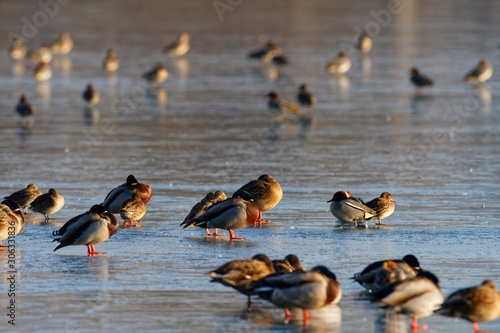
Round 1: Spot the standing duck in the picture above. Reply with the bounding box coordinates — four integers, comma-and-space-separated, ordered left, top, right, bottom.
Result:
34, 61, 52, 81
180, 190, 227, 236
208, 254, 275, 309
103, 49, 119, 72
119, 192, 147, 227
267, 91, 300, 122
101, 175, 152, 214
143, 63, 168, 85
297, 84, 316, 108
252, 266, 342, 324
185, 190, 259, 240
82, 84, 100, 105
355, 31, 373, 54
4, 184, 42, 214
410, 68, 434, 88
328, 191, 376, 228
9, 38, 26, 60
29, 188, 64, 221
365, 192, 395, 225
326, 52, 351, 74
249, 42, 287, 65
352, 254, 421, 292
28, 44, 53, 63
465, 59, 493, 83
272, 254, 306, 273
49, 32, 73, 55
236, 174, 283, 227
437, 280, 500, 332
163, 32, 190, 57
53, 205, 119, 256
0, 200, 25, 248
371, 271, 444, 332
15, 94, 34, 118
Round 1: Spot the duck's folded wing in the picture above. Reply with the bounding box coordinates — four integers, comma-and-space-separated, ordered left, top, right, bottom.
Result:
190, 198, 239, 227
52, 211, 88, 236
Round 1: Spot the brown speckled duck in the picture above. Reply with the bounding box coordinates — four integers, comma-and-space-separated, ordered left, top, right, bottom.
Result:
180, 190, 227, 236
120, 192, 147, 227
365, 192, 396, 225
0, 200, 25, 249
4, 184, 42, 213
272, 254, 306, 273
30, 188, 64, 221
236, 174, 283, 227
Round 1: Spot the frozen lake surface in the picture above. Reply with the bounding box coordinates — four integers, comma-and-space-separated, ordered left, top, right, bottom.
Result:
1, 0, 500, 332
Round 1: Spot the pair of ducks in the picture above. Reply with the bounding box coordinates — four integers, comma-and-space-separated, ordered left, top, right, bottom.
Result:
328, 191, 395, 228
4, 184, 64, 221
180, 174, 283, 240
353, 254, 500, 332
411, 58, 493, 89
266, 84, 316, 119
208, 253, 340, 324
52, 175, 152, 255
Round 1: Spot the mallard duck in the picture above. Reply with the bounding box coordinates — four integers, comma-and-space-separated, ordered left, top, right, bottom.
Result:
103, 49, 119, 72
143, 63, 168, 85
272, 254, 306, 273
365, 192, 396, 225
326, 52, 351, 74
465, 59, 493, 83
101, 175, 152, 214
82, 84, 100, 105
34, 61, 52, 81
163, 32, 190, 57
50, 32, 73, 55
249, 42, 287, 65
437, 280, 500, 332
185, 190, 259, 240
328, 191, 376, 228
410, 68, 434, 88
53, 205, 119, 256
297, 84, 316, 107
237, 174, 283, 227
267, 91, 300, 122
4, 183, 42, 213
371, 271, 443, 331
15, 94, 34, 118
355, 31, 373, 54
352, 254, 421, 292
28, 44, 53, 63
208, 254, 275, 309
29, 188, 64, 221
9, 38, 26, 60
180, 190, 227, 236
252, 266, 342, 323
120, 192, 147, 227
0, 200, 25, 249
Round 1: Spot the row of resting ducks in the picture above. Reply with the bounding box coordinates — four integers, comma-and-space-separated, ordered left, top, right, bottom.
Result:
0, 174, 393, 255
207, 253, 500, 331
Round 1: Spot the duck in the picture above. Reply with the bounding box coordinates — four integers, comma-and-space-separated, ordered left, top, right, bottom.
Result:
297, 84, 316, 108
28, 44, 53, 63
163, 32, 190, 57
53, 205, 119, 256
103, 49, 119, 72
180, 190, 227, 236
143, 63, 168, 85
119, 192, 147, 227
9, 38, 26, 60
0, 200, 25, 249
326, 52, 351, 74
267, 91, 300, 122
410, 68, 434, 88
15, 94, 34, 118
82, 84, 100, 105
34, 61, 52, 81
29, 188, 64, 221
249, 42, 287, 65
352, 254, 422, 292
327, 191, 377, 228
236, 174, 283, 227
208, 254, 275, 309
185, 190, 259, 240
101, 175, 152, 214
465, 59, 493, 83
4, 184, 42, 213
49, 32, 73, 55
371, 271, 444, 332
252, 266, 342, 323
437, 280, 500, 333
365, 192, 396, 225
355, 31, 373, 54
272, 254, 306, 273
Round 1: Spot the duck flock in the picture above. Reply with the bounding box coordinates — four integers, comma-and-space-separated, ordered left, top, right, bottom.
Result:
2, 11, 499, 332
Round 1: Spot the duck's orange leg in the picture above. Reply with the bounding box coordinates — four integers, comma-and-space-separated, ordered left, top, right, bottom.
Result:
229, 230, 245, 240
411, 318, 428, 332
0, 241, 8, 249
206, 228, 226, 237
87, 245, 106, 256
473, 322, 488, 333
253, 211, 271, 228
247, 295, 252, 310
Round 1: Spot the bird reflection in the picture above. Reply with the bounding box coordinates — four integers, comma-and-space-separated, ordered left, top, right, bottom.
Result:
410, 94, 433, 116
330, 75, 350, 101
476, 83, 492, 115
362, 54, 372, 79
17, 125, 33, 149
299, 114, 314, 140
52, 55, 72, 76
146, 87, 168, 110
11, 61, 25, 77
375, 312, 408, 333
36, 81, 51, 106
83, 106, 100, 126
174, 57, 189, 78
